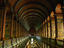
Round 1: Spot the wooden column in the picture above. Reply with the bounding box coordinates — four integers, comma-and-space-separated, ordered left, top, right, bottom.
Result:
50, 16, 52, 39
1, 10, 3, 40
2, 8, 7, 40
17, 23, 19, 37
19, 23, 20, 37
16, 21, 17, 38
44, 21, 46, 38
46, 18, 49, 48
62, 5, 64, 48
45, 19, 47, 38
13, 17, 16, 38
54, 14, 58, 48
42, 24, 44, 37
44, 22, 45, 37
47, 20, 48, 39
43, 22, 44, 37
10, 14, 14, 39
20, 26, 21, 37
20, 27, 22, 37
45, 18, 48, 48
19, 24, 21, 37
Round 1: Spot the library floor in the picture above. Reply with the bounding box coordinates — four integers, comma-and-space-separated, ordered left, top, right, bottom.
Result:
18, 36, 43, 48
17, 36, 63, 48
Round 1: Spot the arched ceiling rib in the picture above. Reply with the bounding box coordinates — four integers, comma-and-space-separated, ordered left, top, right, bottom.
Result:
14, 0, 52, 11
23, 14, 43, 20
19, 8, 46, 20
22, 15, 43, 24
20, 9, 45, 17
20, 11, 45, 20
17, 4, 49, 17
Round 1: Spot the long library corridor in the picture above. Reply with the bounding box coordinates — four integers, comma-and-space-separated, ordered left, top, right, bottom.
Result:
0, 0, 64, 48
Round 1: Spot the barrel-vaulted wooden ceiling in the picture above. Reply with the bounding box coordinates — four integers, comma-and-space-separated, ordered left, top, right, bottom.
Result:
1, 0, 62, 31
